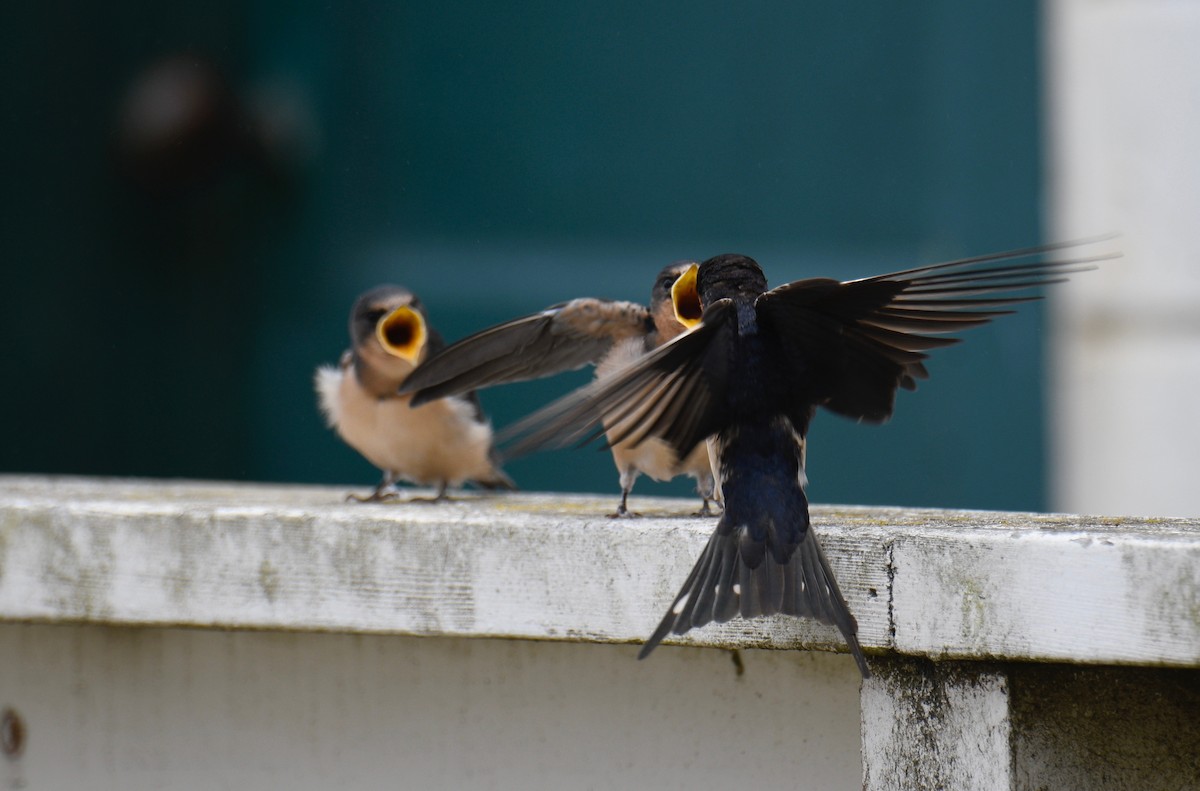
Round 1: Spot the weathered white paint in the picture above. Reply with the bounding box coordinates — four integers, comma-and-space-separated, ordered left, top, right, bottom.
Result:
1, 477, 1197, 668
2, 476, 1197, 790
0, 623, 862, 790
863, 658, 1200, 791
861, 660, 1012, 791
0, 476, 888, 662
889, 517, 1200, 665
1046, 0, 1200, 517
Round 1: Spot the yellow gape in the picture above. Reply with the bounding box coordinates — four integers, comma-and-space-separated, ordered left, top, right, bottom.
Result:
671, 263, 703, 329
376, 305, 427, 363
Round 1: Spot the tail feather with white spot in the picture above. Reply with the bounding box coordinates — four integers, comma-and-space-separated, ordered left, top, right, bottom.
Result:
637, 508, 869, 677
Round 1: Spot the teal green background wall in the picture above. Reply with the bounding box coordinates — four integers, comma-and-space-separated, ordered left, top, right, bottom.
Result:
1, 3, 1044, 509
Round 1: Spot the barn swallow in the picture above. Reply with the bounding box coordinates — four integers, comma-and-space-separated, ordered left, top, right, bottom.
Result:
498, 243, 1104, 678
315, 285, 514, 502
399, 262, 720, 517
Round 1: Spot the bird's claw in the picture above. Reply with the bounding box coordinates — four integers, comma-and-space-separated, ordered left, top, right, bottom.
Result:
406, 494, 450, 504
607, 508, 641, 519
345, 489, 399, 503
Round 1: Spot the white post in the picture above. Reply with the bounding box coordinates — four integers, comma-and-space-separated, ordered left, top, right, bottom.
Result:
1045, 0, 1200, 517
861, 659, 1012, 791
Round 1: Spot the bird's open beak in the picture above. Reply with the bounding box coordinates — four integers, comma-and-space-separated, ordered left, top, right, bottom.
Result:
671, 263, 703, 329
376, 305, 427, 363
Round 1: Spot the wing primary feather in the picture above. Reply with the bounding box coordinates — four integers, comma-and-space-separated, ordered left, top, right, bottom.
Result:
623, 357, 707, 450
499, 306, 731, 461
891, 295, 1043, 309
875, 305, 1015, 321
900, 279, 1069, 297
602, 371, 685, 449
847, 239, 1114, 285
895, 258, 1102, 288
850, 324, 963, 352
403, 299, 650, 405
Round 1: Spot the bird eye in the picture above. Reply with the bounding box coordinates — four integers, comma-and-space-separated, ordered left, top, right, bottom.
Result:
364, 308, 387, 324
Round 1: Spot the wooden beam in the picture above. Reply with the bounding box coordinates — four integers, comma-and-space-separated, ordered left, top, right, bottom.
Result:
1, 476, 1197, 668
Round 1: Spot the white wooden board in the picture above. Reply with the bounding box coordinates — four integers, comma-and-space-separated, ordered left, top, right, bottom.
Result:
1, 476, 1197, 668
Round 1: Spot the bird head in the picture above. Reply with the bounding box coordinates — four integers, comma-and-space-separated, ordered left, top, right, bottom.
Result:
697, 254, 768, 303
650, 260, 702, 341
350, 285, 429, 378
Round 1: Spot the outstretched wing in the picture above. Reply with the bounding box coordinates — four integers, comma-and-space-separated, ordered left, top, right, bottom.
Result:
758, 243, 1105, 423
401, 298, 652, 406
499, 301, 736, 462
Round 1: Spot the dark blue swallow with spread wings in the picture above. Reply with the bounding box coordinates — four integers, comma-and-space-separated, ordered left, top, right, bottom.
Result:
499, 243, 1104, 678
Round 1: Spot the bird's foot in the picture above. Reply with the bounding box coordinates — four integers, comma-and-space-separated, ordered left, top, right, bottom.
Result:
345, 489, 399, 504
406, 483, 451, 504
693, 500, 723, 517
607, 506, 641, 519
406, 494, 451, 504
608, 492, 640, 518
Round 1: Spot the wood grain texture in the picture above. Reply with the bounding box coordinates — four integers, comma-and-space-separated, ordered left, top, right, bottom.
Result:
1, 476, 1196, 667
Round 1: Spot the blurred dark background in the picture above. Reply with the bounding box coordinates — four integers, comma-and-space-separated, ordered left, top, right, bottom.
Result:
0, 2, 1045, 510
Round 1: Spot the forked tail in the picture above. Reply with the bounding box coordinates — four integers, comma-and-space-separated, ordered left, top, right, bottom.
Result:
638, 508, 869, 678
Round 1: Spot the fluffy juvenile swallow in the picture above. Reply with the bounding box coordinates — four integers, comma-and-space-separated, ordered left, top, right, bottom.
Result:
315, 285, 514, 502
399, 262, 719, 517
499, 243, 1103, 677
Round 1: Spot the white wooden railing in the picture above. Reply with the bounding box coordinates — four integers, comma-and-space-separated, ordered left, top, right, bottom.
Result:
1, 476, 1196, 789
